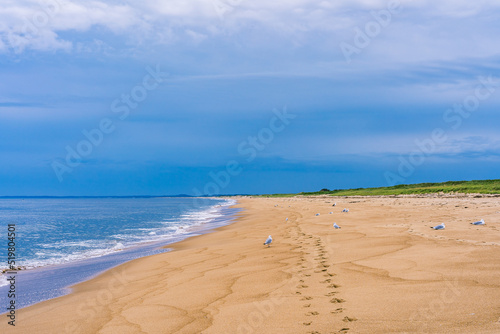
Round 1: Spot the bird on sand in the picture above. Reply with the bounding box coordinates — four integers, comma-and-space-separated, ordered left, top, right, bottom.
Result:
333, 223, 341, 229
471, 219, 485, 225
264, 235, 273, 247
430, 223, 445, 230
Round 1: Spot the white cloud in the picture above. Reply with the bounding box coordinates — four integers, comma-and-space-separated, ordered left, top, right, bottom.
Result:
0, 0, 141, 53
439, 135, 500, 155
263, 129, 500, 164
0, 0, 499, 70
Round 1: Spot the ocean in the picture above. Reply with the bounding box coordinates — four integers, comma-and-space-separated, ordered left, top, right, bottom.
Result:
0, 197, 238, 309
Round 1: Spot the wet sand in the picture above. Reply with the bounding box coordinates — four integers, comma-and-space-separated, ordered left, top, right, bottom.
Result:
2, 196, 500, 333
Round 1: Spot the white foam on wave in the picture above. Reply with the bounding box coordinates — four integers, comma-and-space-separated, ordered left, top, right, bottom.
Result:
112, 242, 125, 251
0, 275, 9, 288
128, 199, 235, 244
41, 240, 95, 249
23, 243, 136, 269
20, 199, 236, 270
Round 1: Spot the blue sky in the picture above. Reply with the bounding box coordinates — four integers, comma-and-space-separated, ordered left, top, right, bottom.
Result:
1, 0, 500, 196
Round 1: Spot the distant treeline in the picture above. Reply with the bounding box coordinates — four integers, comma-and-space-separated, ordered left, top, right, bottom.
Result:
260, 179, 500, 197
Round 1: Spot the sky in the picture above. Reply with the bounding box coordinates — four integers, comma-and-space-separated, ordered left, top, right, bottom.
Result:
1, 0, 500, 196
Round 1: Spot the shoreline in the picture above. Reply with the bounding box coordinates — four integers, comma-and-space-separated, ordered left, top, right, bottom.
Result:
2, 196, 500, 333
0, 198, 240, 311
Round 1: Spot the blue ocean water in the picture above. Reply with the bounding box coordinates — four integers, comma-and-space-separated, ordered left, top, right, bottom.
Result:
0, 197, 238, 308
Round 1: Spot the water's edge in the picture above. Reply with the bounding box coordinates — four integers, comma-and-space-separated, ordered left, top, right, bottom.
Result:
0, 199, 241, 311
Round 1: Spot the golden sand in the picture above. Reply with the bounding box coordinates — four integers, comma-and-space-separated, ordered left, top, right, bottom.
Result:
2, 196, 500, 333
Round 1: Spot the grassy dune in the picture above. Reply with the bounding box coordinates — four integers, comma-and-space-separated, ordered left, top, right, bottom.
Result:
262, 179, 500, 197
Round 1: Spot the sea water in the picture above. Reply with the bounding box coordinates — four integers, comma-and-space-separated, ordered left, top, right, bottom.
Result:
0, 197, 238, 309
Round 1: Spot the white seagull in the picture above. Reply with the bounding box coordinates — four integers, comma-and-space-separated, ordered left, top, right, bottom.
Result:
286, 218, 289, 221
430, 223, 445, 230
333, 223, 341, 229
316, 213, 320, 216
329, 212, 333, 214
342, 208, 349, 213
471, 219, 485, 225
332, 203, 337, 206
264, 235, 273, 247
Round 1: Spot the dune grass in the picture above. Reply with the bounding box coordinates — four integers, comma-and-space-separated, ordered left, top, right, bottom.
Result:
260, 179, 500, 197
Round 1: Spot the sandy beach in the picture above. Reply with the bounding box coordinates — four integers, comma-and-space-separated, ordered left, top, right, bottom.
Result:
3, 196, 500, 334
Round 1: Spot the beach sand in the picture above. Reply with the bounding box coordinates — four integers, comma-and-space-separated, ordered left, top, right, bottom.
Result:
2, 196, 500, 333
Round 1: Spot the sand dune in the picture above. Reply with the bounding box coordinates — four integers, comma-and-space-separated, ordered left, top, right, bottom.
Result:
2, 196, 500, 333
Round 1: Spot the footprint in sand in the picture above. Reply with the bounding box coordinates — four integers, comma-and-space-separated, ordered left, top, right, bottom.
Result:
343, 316, 357, 322
325, 292, 338, 296
306, 311, 319, 316
303, 322, 312, 326
321, 279, 332, 283
330, 298, 345, 303
301, 296, 313, 300
297, 284, 309, 289
303, 304, 311, 308
328, 283, 341, 288
331, 308, 344, 314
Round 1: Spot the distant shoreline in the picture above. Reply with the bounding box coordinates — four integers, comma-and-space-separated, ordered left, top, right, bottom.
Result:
0, 195, 194, 199
3, 178, 498, 198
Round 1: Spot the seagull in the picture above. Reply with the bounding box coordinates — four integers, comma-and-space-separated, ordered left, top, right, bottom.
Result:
264, 235, 273, 247
329, 212, 333, 214
333, 223, 341, 229
471, 219, 485, 225
332, 203, 337, 206
430, 223, 445, 230
316, 213, 320, 216
342, 208, 349, 213
285, 218, 289, 222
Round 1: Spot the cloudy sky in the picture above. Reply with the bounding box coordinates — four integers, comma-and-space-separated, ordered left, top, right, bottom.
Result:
1, 0, 500, 196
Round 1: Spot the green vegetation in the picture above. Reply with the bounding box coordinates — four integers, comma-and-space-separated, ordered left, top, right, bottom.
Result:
260, 179, 500, 197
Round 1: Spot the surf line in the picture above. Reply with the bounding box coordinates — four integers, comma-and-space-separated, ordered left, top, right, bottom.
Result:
6, 223, 17, 326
